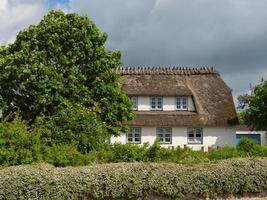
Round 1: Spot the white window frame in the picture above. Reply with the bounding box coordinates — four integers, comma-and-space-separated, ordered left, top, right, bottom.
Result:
126, 127, 141, 144
156, 128, 172, 144
187, 128, 203, 144
130, 96, 138, 111
150, 96, 163, 110
176, 96, 188, 110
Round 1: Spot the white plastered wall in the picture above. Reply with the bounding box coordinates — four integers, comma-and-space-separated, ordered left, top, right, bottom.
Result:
110, 126, 236, 151
137, 96, 195, 111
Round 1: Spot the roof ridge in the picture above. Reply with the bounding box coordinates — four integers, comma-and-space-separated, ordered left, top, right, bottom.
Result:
114, 66, 219, 76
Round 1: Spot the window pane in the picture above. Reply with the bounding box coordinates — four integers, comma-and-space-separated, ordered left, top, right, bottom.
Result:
176, 97, 181, 109
134, 128, 140, 133
165, 138, 171, 142
128, 138, 133, 142
188, 138, 194, 142
128, 133, 133, 138
189, 133, 194, 138
182, 97, 187, 109
130, 96, 138, 110
157, 128, 163, 133
177, 97, 188, 110
196, 128, 202, 134
196, 133, 201, 138
188, 128, 194, 134
165, 134, 171, 138
151, 97, 157, 109
135, 133, 140, 137
157, 97, 162, 109
165, 128, 171, 133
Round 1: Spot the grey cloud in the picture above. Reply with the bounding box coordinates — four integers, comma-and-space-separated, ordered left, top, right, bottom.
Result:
0, 0, 47, 45
1, 0, 266, 95
68, 0, 267, 94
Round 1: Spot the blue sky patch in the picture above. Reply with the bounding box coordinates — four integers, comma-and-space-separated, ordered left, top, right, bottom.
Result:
45, 0, 69, 8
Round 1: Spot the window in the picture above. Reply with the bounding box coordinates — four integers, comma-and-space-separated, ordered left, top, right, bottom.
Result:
130, 96, 138, 110
151, 97, 163, 110
156, 128, 172, 144
176, 97, 188, 110
188, 128, 203, 144
126, 127, 141, 144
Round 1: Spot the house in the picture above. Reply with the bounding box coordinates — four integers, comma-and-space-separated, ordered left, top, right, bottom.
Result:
236, 125, 267, 145
111, 66, 237, 151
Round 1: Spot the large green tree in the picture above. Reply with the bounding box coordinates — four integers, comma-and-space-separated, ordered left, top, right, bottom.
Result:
238, 80, 267, 130
0, 10, 133, 135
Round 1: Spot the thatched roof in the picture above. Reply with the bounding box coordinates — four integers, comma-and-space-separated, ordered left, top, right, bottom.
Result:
236, 125, 253, 131
115, 66, 237, 127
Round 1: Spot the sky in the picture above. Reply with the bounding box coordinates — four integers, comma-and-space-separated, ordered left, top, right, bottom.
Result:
1, 0, 267, 99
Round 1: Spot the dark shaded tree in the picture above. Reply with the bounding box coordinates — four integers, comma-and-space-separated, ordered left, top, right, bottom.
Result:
238, 80, 267, 130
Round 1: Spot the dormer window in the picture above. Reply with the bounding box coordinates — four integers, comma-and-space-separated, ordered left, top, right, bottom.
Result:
176, 97, 188, 110
130, 96, 138, 110
150, 97, 163, 110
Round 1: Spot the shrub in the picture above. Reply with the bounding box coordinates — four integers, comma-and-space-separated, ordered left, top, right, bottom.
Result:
0, 115, 43, 165
237, 137, 263, 156
145, 139, 164, 161
0, 158, 266, 199
177, 147, 209, 164
208, 146, 244, 160
34, 103, 107, 153
44, 145, 90, 167
0, 116, 266, 168
110, 143, 147, 162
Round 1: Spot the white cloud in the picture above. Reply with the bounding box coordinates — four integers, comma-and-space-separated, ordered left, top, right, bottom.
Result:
0, 0, 7, 11
0, 0, 47, 45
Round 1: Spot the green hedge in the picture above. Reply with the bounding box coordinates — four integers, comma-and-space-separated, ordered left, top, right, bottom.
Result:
0, 158, 266, 200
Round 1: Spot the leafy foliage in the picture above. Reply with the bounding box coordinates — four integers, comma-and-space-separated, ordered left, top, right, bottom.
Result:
44, 144, 89, 167
0, 115, 44, 165
238, 80, 267, 130
0, 158, 266, 199
35, 103, 106, 153
0, 120, 266, 167
237, 137, 267, 156
0, 10, 133, 135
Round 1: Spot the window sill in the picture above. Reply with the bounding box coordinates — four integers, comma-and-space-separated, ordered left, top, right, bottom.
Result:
187, 143, 203, 145
126, 142, 141, 144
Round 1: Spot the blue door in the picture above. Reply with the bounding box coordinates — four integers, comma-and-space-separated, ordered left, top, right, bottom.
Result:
236, 134, 261, 144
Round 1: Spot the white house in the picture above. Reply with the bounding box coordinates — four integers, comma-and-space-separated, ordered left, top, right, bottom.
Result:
111, 66, 238, 151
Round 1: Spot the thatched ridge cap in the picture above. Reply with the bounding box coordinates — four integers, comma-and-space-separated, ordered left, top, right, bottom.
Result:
114, 66, 219, 76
